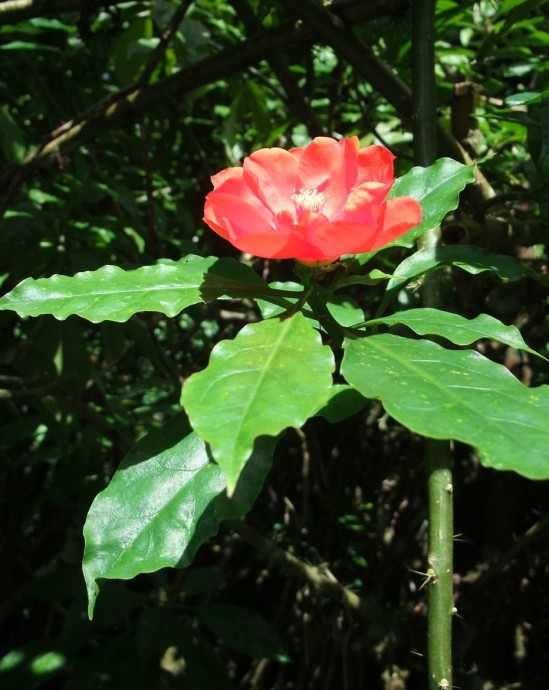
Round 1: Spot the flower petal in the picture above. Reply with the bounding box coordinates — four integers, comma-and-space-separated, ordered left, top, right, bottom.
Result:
204, 193, 274, 243
211, 166, 244, 191
337, 186, 382, 225
232, 231, 311, 259
243, 147, 298, 216
209, 166, 273, 219
356, 145, 395, 186
309, 220, 380, 257
296, 137, 359, 217
372, 196, 423, 248
308, 196, 422, 256
204, 194, 315, 259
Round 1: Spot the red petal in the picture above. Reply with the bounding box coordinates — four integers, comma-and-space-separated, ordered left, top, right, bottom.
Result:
373, 196, 422, 247
211, 166, 244, 191
338, 186, 382, 225
356, 145, 395, 186
243, 147, 298, 216
208, 167, 271, 219
203, 193, 275, 243
306, 196, 422, 256
231, 230, 311, 259
296, 137, 358, 217
310, 221, 380, 256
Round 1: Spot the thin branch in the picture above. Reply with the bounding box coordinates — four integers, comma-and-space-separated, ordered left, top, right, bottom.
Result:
138, 0, 193, 86
278, 0, 494, 205
472, 510, 549, 587
230, 520, 371, 620
5, 0, 483, 219
230, 0, 324, 136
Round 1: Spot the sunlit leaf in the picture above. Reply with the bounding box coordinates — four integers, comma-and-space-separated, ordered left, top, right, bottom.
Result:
0, 256, 270, 323
342, 334, 549, 479
363, 308, 546, 359
388, 158, 477, 247
0, 105, 26, 163
182, 312, 334, 492
381, 245, 549, 310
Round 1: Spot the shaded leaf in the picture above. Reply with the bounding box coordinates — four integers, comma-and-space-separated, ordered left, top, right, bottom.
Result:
327, 294, 364, 327
342, 334, 549, 479
182, 312, 334, 492
314, 384, 368, 423
83, 414, 274, 618
192, 603, 288, 661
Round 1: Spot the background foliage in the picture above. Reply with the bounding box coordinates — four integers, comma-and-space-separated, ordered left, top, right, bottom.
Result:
1, 1, 548, 688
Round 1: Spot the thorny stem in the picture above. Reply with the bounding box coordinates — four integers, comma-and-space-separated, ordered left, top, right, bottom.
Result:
412, 1, 454, 688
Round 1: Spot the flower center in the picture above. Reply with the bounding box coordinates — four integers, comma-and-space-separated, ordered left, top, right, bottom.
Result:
291, 188, 327, 214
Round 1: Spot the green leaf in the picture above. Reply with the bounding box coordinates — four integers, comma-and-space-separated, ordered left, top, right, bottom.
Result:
182, 312, 335, 492
388, 158, 477, 247
0, 256, 270, 323
256, 281, 302, 319
381, 245, 548, 308
327, 294, 364, 327
83, 414, 274, 618
341, 334, 549, 480
192, 604, 288, 661
363, 308, 546, 360
504, 91, 545, 106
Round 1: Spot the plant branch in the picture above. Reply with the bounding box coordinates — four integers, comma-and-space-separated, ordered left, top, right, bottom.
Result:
230, 0, 324, 136
469, 509, 549, 588
137, 0, 193, 86
0, 0, 491, 218
230, 519, 370, 619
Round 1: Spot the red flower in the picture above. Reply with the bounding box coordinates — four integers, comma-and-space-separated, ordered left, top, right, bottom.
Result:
203, 136, 422, 266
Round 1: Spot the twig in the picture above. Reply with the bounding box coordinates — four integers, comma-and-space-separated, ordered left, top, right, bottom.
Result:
138, 0, 193, 86
230, 0, 324, 136
229, 520, 371, 619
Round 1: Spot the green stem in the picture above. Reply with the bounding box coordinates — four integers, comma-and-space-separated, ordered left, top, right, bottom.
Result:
425, 443, 454, 689
412, 1, 454, 688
